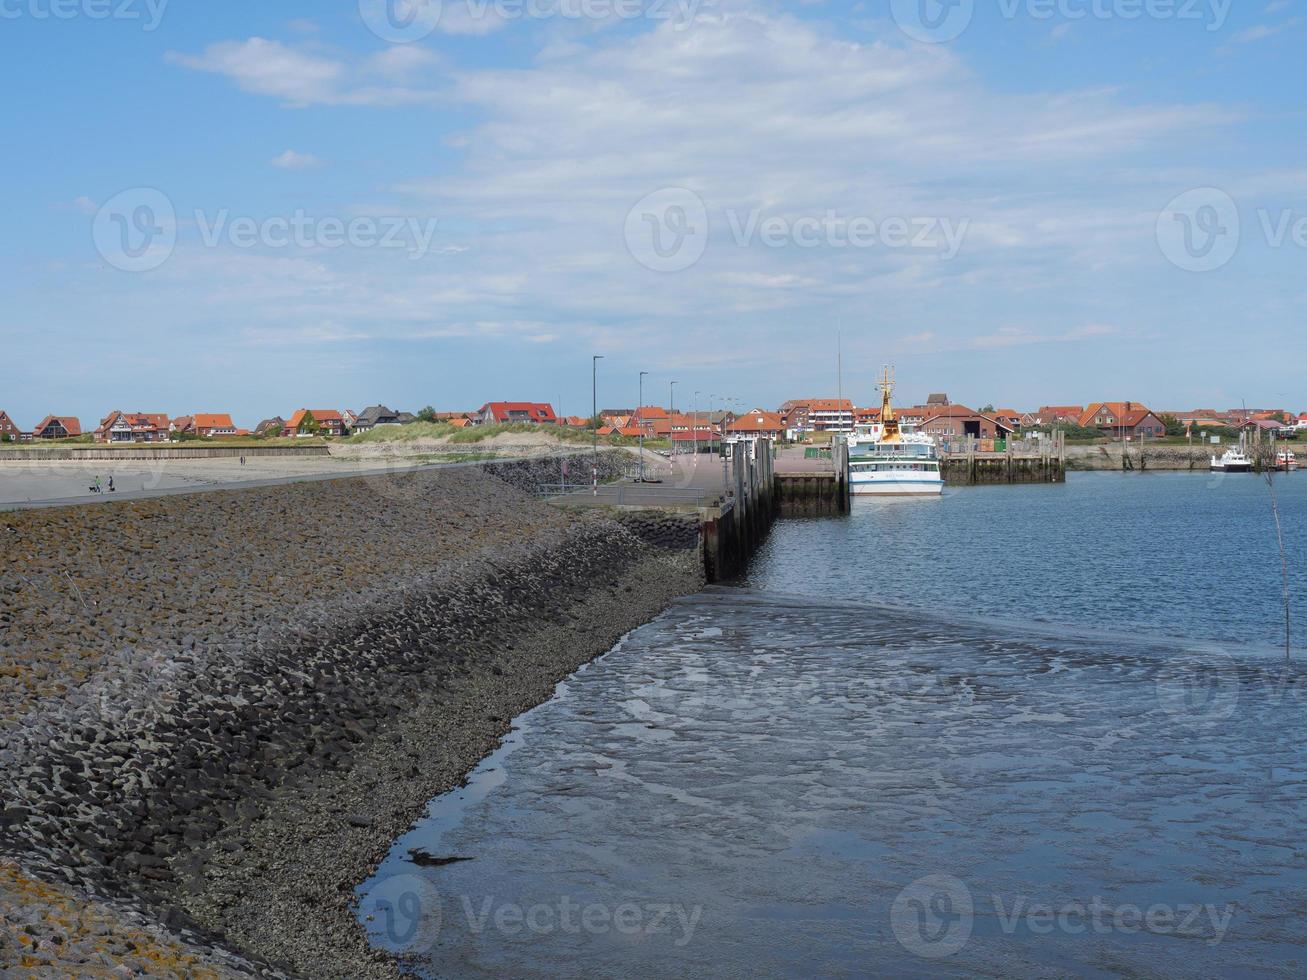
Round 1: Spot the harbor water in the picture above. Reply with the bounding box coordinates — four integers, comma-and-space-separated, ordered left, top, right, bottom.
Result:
359, 472, 1307, 977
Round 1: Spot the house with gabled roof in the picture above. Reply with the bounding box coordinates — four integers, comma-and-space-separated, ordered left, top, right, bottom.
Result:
95, 411, 169, 443
254, 416, 286, 437
477, 402, 557, 425
0, 411, 27, 442
286, 409, 345, 437
920, 405, 1014, 441
353, 405, 406, 432
1078, 402, 1166, 440
32, 416, 81, 440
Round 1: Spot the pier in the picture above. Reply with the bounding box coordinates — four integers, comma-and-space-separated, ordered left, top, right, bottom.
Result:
940, 432, 1066, 485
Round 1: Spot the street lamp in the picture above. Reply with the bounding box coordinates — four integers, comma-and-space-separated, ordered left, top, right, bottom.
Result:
693, 389, 700, 458
638, 370, 649, 482
669, 380, 677, 456
592, 354, 603, 456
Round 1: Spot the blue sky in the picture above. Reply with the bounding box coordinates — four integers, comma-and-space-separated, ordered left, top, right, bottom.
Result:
2, 0, 1305, 426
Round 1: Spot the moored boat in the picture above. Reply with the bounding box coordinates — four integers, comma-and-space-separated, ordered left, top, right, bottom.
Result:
1277, 449, 1298, 471
846, 368, 943, 496
1210, 448, 1253, 473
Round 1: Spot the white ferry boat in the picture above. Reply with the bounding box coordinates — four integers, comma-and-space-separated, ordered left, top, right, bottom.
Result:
1210, 448, 1253, 473
846, 368, 943, 496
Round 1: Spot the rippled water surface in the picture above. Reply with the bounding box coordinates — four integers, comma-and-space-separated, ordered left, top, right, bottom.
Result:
360, 473, 1307, 977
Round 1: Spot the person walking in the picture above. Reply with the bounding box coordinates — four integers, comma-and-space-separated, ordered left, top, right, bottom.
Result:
107, 476, 114, 493
94, 475, 101, 494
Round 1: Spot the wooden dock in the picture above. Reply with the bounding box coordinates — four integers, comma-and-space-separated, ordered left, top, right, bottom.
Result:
940, 432, 1066, 485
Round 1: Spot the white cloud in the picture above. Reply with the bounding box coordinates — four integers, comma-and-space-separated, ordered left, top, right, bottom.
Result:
1229, 18, 1298, 44
167, 37, 443, 107
270, 149, 324, 170
154, 7, 1241, 375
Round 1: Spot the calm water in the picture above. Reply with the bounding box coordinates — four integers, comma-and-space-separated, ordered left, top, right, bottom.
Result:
359, 473, 1307, 977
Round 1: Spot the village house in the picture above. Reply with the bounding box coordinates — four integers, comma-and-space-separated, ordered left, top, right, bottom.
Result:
32, 416, 81, 440
95, 411, 169, 443
0, 411, 27, 442
477, 402, 557, 425
172, 414, 238, 438
353, 405, 408, 432
727, 409, 786, 439
919, 405, 1015, 442
341, 409, 359, 432
778, 398, 854, 434
1078, 402, 1166, 440
286, 409, 346, 438
254, 416, 286, 437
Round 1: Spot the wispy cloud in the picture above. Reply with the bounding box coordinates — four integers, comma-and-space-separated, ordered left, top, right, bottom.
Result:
270, 149, 324, 170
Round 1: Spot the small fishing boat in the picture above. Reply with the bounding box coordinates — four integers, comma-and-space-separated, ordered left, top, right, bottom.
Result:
1210, 448, 1253, 473
1276, 449, 1298, 471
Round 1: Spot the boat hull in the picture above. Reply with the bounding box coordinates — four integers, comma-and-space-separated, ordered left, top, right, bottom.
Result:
850, 476, 943, 496
1210, 464, 1252, 473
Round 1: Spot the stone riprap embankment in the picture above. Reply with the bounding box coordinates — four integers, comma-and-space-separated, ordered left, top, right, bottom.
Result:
1065, 444, 1238, 470
0, 453, 703, 976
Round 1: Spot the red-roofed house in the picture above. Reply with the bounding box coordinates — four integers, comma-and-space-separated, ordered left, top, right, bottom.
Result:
478, 402, 557, 425
286, 409, 345, 438
728, 409, 785, 437
779, 398, 854, 433
193, 413, 238, 438
95, 411, 169, 443
1078, 402, 1166, 440
32, 416, 81, 440
0, 411, 26, 442
920, 405, 1014, 441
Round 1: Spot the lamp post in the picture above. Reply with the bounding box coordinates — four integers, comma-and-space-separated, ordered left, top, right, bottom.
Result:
592, 354, 603, 457
669, 380, 677, 456
638, 370, 649, 482
693, 389, 700, 458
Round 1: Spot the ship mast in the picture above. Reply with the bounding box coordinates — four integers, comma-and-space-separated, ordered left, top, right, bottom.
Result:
879, 366, 900, 442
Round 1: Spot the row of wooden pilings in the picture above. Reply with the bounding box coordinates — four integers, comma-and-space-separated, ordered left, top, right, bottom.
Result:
701, 439, 779, 582
941, 431, 1066, 485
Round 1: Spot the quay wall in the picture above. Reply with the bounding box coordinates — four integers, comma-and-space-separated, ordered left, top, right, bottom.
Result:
0, 453, 702, 977
1066, 445, 1254, 471
0, 446, 332, 461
